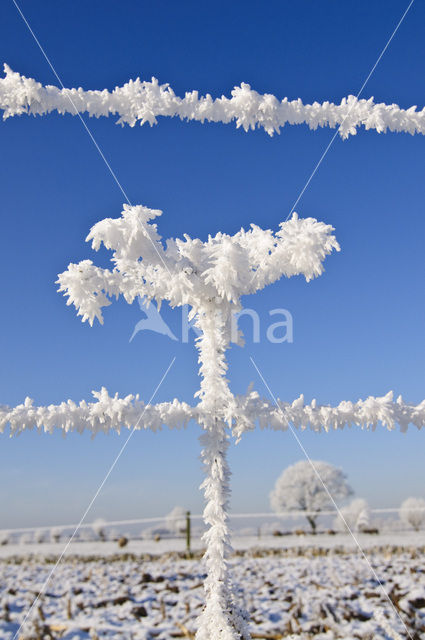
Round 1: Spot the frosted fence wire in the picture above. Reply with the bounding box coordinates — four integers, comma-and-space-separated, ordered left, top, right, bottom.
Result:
1, 65, 425, 139
2, 509, 424, 547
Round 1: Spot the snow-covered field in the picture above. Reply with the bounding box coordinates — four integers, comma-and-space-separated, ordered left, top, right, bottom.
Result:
1, 542, 425, 639
0, 530, 424, 559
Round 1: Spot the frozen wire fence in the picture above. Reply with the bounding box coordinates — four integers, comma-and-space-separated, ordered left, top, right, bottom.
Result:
1, 64, 425, 138
1, 507, 424, 547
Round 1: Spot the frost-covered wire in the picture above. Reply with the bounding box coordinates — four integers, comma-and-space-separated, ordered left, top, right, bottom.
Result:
1, 64, 424, 138
231, 390, 425, 440
0, 387, 194, 437
57, 204, 339, 326
2, 388, 423, 439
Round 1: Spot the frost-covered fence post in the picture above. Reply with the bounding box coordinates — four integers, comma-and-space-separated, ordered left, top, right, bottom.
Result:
194, 306, 250, 638
1, 67, 425, 639
2, 206, 424, 639
0, 205, 345, 639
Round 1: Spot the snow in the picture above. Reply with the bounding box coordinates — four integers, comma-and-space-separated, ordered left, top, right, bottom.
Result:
1, 543, 424, 639
0, 530, 424, 560
1, 64, 425, 139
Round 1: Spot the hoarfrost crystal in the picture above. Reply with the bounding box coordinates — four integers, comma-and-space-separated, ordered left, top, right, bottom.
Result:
1, 64, 425, 138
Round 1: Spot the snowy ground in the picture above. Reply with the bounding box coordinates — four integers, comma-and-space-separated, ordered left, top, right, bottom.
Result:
1, 530, 424, 559
1, 541, 425, 639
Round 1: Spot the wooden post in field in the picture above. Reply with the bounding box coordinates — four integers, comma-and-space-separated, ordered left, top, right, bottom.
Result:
186, 510, 191, 557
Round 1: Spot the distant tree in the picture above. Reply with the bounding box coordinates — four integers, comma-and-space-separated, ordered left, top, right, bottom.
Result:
0, 531, 9, 546
166, 506, 187, 535
334, 498, 369, 532
270, 460, 353, 533
50, 527, 61, 543
92, 518, 107, 541
356, 507, 371, 532
399, 497, 425, 531
34, 529, 46, 544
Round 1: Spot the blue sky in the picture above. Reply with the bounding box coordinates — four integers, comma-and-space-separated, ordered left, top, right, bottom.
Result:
0, 0, 424, 528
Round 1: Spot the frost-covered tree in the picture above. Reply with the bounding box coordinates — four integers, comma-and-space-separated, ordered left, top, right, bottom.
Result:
50, 527, 62, 543
34, 529, 46, 544
92, 518, 107, 541
0, 530, 9, 546
399, 497, 425, 531
334, 498, 369, 532
166, 506, 187, 535
270, 460, 353, 533
356, 507, 371, 533
1, 68, 425, 640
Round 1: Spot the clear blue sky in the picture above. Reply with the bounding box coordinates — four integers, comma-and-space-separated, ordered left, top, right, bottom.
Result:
0, 0, 424, 528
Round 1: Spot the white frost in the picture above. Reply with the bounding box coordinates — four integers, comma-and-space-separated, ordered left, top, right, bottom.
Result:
1, 64, 424, 138
1, 387, 424, 438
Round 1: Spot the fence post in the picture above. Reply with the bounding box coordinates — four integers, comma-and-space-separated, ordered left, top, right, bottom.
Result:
186, 510, 191, 557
